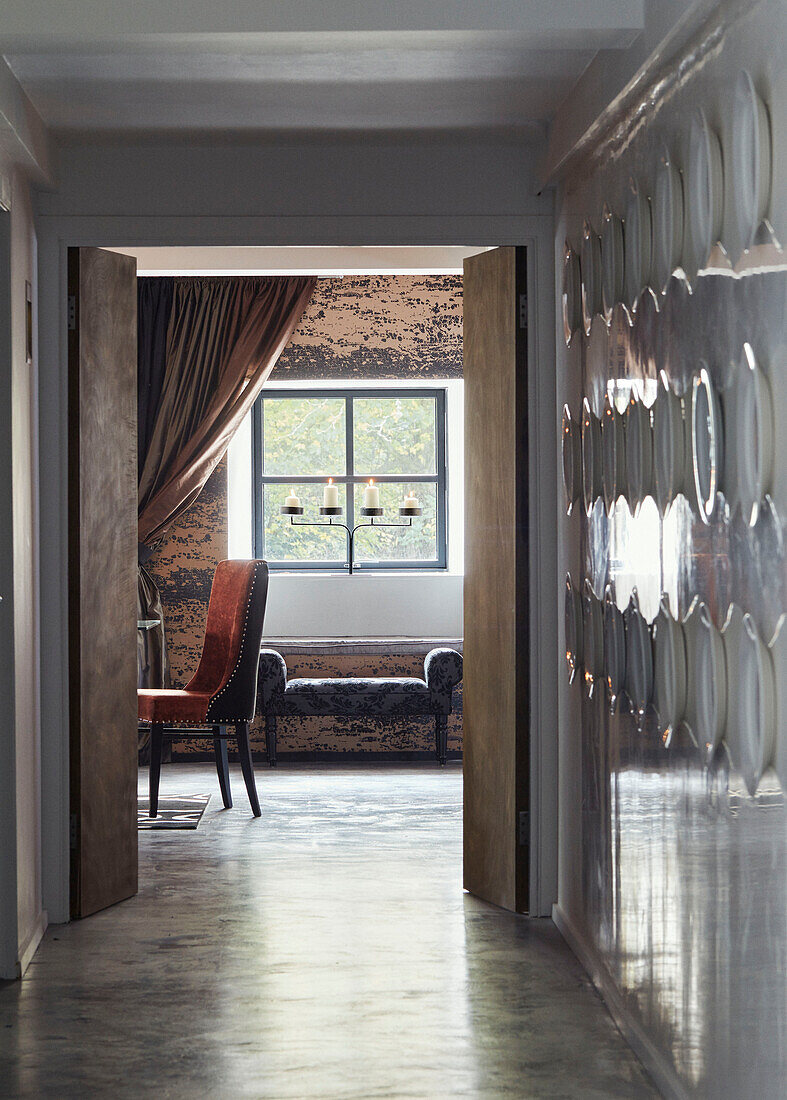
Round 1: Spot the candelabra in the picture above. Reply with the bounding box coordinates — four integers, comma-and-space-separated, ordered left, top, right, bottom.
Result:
280, 501, 422, 575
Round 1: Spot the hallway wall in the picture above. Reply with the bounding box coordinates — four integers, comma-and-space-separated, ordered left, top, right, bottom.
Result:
36, 133, 551, 222
553, 0, 787, 1095
0, 166, 43, 979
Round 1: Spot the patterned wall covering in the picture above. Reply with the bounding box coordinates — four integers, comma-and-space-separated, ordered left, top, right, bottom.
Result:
272, 274, 462, 379
147, 457, 228, 755
146, 274, 463, 756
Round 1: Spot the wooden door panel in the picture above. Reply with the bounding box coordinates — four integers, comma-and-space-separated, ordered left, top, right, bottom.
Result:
68, 247, 138, 918
463, 246, 529, 913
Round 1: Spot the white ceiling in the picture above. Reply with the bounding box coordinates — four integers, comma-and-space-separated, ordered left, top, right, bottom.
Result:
0, 1, 644, 135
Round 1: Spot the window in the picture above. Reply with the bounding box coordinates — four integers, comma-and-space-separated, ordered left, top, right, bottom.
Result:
252, 388, 447, 570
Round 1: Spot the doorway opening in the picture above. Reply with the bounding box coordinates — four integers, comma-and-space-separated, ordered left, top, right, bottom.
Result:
60, 238, 552, 927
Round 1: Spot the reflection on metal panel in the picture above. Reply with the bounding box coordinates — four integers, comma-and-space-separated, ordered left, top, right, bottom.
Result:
578, 266, 787, 1096
556, 4, 787, 1092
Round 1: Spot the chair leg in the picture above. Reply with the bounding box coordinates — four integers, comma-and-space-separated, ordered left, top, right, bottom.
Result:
435, 715, 448, 767
265, 714, 278, 767
149, 723, 164, 816
236, 721, 261, 817
213, 726, 232, 809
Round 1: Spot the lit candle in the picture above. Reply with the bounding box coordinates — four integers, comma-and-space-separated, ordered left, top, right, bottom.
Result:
363, 478, 380, 509
402, 490, 420, 509
284, 488, 301, 508
323, 478, 339, 509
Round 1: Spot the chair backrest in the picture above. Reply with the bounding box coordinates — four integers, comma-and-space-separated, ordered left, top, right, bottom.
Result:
185, 560, 269, 723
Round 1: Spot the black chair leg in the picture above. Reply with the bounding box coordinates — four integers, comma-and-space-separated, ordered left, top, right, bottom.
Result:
149, 723, 164, 816
213, 726, 232, 809
265, 715, 278, 767
435, 715, 448, 767
236, 721, 261, 817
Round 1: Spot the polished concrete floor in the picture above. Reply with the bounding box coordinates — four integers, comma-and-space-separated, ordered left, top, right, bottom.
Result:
0, 764, 656, 1098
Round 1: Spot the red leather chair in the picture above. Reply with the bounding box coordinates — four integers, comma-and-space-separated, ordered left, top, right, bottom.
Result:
138, 560, 269, 817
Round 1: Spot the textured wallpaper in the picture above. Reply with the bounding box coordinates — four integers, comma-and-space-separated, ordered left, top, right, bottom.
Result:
272, 274, 462, 379
148, 456, 228, 756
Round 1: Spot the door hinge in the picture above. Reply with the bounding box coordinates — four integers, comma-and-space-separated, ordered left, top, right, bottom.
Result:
69, 813, 78, 850
518, 810, 530, 847
518, 293, 528, 330
67, 295, 76, 331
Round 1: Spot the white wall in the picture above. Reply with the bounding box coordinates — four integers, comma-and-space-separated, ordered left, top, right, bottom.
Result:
37, 133, 552, 222
263, 574, 463, 641
0, 164, 44, 979
0, 198, 16, 979
10, 168, 43, 974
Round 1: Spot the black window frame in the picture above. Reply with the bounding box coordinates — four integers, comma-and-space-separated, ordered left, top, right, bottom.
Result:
252, 387, 448, 572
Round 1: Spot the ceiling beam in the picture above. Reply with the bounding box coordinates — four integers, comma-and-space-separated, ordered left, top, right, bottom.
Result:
0, 58, 52, 183
0, 0, 643, 48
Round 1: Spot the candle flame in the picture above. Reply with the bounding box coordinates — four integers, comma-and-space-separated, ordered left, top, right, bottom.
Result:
328, 477, 333, 485
290, 488, 294, 495
369, 478, 374, 486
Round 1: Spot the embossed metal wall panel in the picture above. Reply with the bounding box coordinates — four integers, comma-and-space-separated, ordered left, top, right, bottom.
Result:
556, 1, 787, 1095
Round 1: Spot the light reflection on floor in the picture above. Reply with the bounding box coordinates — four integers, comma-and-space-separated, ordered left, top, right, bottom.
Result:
0, 764, 656, 1099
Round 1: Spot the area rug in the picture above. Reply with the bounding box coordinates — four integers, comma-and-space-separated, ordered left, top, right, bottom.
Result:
137, 794, 211, 830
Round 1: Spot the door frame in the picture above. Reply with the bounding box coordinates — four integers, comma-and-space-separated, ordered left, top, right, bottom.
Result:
36, 214, 558, 923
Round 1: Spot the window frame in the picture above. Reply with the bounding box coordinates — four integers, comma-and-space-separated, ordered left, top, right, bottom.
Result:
252, 386, 448, 572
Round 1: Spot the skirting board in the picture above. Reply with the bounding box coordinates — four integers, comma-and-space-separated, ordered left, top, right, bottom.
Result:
17, 909, 48, 978
552, 905, 690, 1100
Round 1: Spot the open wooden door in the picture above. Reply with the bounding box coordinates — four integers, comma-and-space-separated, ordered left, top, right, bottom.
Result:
68, 247, 138, 918
463, 246, 529, 913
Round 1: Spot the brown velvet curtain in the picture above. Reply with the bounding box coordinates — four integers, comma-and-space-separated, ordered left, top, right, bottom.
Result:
138, 275, 316, 686
139, 276, 316, 546
137, 277, 174, 690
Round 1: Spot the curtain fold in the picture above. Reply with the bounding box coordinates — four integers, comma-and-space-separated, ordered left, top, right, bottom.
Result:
136, 275, 316, 688
139, 276, 316, 547
137, 278, 174, 689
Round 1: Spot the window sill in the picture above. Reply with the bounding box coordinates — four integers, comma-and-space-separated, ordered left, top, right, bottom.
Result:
269, 569, 463, 578
261, 638, 463, 655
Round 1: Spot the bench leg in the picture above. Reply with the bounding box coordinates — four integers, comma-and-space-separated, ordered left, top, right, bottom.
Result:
435, 715, 448, 767
265, 714, 278, 767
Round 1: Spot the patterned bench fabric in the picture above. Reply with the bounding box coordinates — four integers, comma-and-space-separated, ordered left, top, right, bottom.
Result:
258, 649, 287, 708
283, 677, 429, 716
257, 646, 462, 718
424, 648, 464, 714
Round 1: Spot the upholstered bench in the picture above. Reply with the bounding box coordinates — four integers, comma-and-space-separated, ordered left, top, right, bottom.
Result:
257, 647, 463, 766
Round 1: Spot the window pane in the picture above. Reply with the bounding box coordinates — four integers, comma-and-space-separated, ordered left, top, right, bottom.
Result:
353, 397, 436, 476
353, 482, 438, 563
263, 483, 348, 563
263, 397, 345, 477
